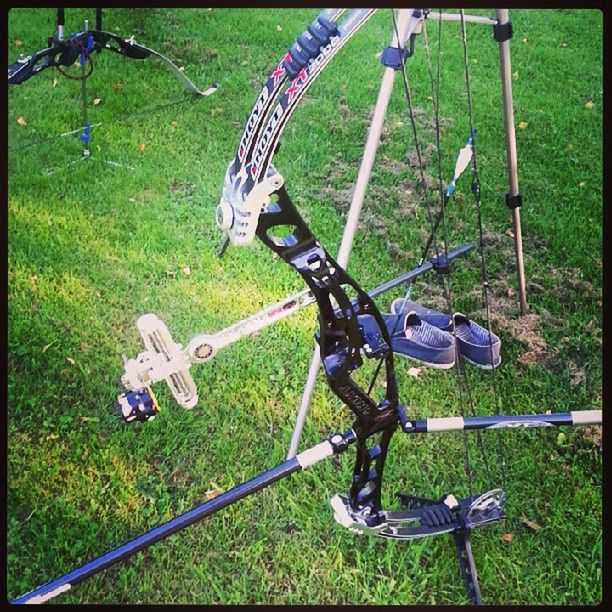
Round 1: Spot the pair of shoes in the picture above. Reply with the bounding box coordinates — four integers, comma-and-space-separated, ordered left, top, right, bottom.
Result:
390, 299, 501, 370
360, 310, 456, 370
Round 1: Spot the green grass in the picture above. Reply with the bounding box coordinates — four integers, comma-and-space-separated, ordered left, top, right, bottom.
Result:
7, 8, 601, 605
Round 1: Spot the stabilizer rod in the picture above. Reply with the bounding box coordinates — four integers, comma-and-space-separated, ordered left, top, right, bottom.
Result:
12, 431, 356, 604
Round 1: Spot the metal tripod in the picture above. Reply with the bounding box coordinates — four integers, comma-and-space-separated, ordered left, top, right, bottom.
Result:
286, 7, 527, 456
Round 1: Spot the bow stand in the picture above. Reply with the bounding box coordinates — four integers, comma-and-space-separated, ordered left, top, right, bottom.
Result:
8, 8, 218, 171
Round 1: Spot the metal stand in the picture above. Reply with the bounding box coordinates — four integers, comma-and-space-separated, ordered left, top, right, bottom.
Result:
287, 9, 527, 457
46, 12, 134, 175
496, 9, 528, 315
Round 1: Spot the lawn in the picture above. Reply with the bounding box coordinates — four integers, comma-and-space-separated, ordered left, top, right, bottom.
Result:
7, 8, 601, 605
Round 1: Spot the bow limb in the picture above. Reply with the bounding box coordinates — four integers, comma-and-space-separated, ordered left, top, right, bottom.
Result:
94, 31, 213, 96
8, 29, 214, 96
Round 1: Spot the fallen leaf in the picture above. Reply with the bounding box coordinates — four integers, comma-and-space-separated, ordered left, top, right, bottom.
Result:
46, 433, 59, 441
52, 77, 58, 88
80, 416, 99, 423
139, 143, 146, 153
512, 71, 518, 79
505, 228, 515, 238
561, 41, 568, 48
522, 37, 528, 43
182, 265, 191, 277
171, 121, 179, 128
66, 357, 75, 365
114, 82, 124, 91
178, 66, 185, 73
518, 121, 528, 130
579, 182, 585, 188
42, 340, 58, 353
276, 24, 282, 32
206, 483, 221, 499
521, 515, 542, 532
585, 100, 594, 109
502, 533, 514, 543
17, 116, 27, 126
15, 38, 24, 46
568, 361, 586, 386
93, 98, 102, 106
407, 367, 421, 379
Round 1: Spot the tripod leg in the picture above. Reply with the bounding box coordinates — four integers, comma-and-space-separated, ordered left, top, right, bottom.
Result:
452, 529, 483, 605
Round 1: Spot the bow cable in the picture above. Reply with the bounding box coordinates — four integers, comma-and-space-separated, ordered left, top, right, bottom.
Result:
427, 11, 487, 494
365, 9, 443, 398
405, 9, 482, 495
458, 9, 507, 487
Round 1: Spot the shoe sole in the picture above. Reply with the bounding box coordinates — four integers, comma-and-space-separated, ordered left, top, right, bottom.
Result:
392, 350, 456, 370
459, 354, 502, 370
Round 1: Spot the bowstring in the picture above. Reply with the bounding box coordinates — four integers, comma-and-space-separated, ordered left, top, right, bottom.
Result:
366, 9, 444, 398
422, 10, 489, 495
364, 9, 481, 499
458, 10, 506, 488
368, 9, 505, 498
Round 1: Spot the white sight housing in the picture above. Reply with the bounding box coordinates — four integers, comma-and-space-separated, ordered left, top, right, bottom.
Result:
121, 314, 198, 409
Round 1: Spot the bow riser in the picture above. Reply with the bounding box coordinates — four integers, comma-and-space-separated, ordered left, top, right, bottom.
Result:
256, 186, 398, 429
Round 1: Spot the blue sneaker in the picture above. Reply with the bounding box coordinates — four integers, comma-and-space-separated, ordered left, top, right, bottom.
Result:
359, 311, 456, 369
390, 299, 501, 370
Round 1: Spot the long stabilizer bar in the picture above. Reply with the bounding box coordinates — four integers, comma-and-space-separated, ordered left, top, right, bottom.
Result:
11, 431, 356, 604
12, 406, 600, 603
400, 410, 602, 434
